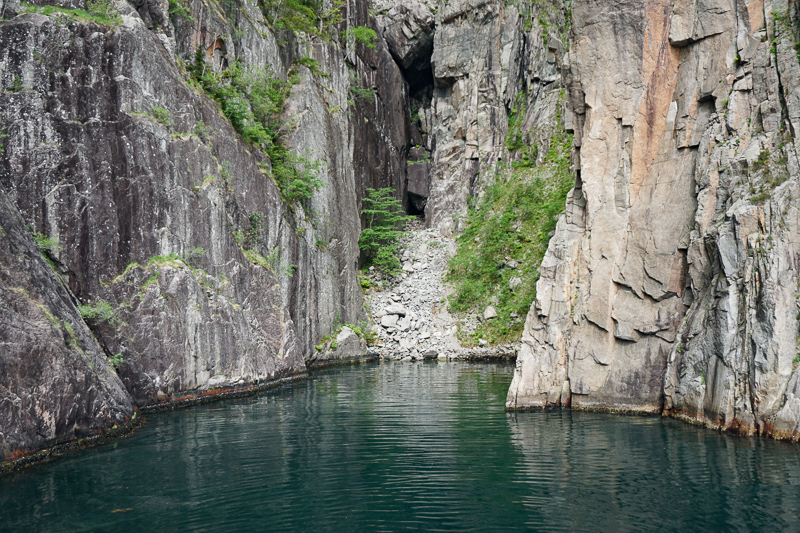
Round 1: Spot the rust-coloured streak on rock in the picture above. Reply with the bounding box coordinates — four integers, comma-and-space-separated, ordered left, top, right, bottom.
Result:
630, 0, 680, 201
746, 0, 765, 31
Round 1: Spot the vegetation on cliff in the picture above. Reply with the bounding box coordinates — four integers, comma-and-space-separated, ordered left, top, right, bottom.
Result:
359, 188, 412, 275
447, 124, 574, 344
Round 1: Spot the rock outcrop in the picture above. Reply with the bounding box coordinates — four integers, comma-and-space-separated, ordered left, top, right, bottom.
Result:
421, 1, 567, 234
5, 0, 800, 465
508, 0, 800, 440
0, 196, 133, 461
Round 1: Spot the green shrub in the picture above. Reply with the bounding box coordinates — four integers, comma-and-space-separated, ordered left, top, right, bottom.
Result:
190, 55, 322, 205
108, 353, 124, 370
346, 26, 378, 49
32, 232, 61, 254
149, 106, 171, 126
79, 300, 119, 325
294, 56, 328, 78
258, 0, 343, 37
168, 0, 194, 22
359, 188, 412, 275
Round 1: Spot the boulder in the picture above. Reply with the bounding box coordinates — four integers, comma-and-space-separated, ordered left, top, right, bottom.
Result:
483, 306, 498, 320
398, 316, 412, 332
385, 303, 407, 316
381, 315, 399, 328
378, 1, 435, 70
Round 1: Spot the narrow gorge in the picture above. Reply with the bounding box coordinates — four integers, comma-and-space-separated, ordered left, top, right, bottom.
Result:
2, 0, 800, 477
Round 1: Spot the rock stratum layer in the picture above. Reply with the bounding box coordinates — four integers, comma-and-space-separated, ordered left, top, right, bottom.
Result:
507, 0, 800, 441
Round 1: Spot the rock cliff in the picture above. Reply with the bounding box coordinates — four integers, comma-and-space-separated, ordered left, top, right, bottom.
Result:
508, 0, 800, 440
4, 0, 800, 465
0, 0, 408, 463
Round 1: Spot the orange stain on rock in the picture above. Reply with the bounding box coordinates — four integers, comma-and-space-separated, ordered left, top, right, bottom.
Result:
630, 0, 680, 202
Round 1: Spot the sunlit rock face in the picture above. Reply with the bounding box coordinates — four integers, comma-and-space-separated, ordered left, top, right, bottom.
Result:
508, 0, 800, 440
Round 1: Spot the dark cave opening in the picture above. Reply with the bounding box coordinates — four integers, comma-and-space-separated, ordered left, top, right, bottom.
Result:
400, 47, 435, 220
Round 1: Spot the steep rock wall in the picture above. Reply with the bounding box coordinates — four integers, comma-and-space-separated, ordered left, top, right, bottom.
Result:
378, 0, 569, 233
0, 0, 408, 460
0, 196, 133, 460
508, 0, 800, 439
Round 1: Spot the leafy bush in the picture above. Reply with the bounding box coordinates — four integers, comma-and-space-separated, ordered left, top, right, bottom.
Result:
79, 300, 119, 325
168, 0, 194, 22
149, 106, 171, 126
108, 353, 125, 370
32, 232, 61, 254
359, 188, 411, 275
258, 0, 343, 37
346, 26, 378, 49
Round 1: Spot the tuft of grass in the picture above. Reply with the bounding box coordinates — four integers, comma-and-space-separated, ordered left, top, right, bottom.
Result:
22, 1, 122, 26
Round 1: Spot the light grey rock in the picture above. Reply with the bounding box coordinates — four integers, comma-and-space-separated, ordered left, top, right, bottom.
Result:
507, 0, 800, 440
385, 303, 407, 316
315, 326, 368, 363
509, 277, 523, 291
400, 338, 416, 350
484, 306, 498, 320
381, 315, 399, 328
378, 0, 435, 69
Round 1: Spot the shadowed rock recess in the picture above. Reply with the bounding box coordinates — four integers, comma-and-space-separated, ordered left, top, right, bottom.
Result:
2, 0, 800, 466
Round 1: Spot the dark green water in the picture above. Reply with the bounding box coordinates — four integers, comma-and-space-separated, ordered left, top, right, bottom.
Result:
3, 362, 800, 532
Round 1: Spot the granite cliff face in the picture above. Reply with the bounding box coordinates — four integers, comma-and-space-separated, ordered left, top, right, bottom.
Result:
4, 0, 800, 466
0, 0, 407, 462
508, 0, 800, 440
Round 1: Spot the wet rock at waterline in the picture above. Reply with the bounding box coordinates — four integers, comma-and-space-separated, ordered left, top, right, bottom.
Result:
311, 327, 369, 364
0, 196, 133, 461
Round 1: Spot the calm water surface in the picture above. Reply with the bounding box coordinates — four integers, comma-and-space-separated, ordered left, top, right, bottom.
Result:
3, 362, 800, 532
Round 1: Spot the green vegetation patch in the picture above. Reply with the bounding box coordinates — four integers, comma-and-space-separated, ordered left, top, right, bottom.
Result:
21, 0, 122, 26
359, 188, 412, 276
447, 130, 574, 344
78, 300, 121, 326
188, 55, 322, 205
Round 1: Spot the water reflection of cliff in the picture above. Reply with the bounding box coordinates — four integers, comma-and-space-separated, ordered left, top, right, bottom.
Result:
507, 410, 800, 530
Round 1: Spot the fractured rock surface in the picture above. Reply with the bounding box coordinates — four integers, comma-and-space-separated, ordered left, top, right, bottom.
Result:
508, 0, 800, 440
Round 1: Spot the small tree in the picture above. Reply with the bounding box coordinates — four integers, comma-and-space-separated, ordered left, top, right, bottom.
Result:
359, 188, 411, 275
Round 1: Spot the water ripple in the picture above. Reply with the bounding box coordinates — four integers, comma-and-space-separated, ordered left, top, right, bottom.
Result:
3, 362, 800, 532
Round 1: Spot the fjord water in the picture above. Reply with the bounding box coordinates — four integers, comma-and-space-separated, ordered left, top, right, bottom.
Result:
3, 363, 800, 532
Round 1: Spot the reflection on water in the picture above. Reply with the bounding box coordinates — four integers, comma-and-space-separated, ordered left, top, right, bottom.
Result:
2, 362, 800, 532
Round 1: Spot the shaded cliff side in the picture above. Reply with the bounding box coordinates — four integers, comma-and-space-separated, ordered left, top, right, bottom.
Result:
0, 195, 133, 460
508, 0, 800, 440
0, 0, 408, 462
